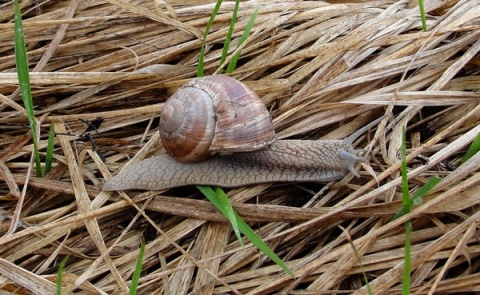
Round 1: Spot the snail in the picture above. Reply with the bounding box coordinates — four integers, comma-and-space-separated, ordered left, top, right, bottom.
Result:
103, 75, 378, 191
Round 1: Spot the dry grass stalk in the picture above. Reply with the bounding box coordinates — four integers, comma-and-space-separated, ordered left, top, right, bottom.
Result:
1, 0, 479, 294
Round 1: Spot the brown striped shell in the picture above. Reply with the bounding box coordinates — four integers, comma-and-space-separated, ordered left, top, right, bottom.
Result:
159, 75, 276, 163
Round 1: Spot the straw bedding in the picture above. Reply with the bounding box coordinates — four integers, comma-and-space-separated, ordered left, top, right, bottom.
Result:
0, 0, 479, 294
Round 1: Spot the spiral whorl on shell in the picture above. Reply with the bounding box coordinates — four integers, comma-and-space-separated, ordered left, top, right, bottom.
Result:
159, 75, 276, 163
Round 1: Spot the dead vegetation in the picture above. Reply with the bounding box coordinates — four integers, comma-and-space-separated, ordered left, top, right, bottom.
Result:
1, 0, 480, 294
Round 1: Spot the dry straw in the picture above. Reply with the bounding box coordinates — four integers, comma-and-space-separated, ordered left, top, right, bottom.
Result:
1, 0, 480, 294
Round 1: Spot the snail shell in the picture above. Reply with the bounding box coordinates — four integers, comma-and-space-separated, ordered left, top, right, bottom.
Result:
159, 75, 276, 163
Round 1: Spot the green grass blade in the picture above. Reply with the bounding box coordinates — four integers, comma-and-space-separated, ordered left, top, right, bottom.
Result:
198, 186, 241, 241
400, 126, 411, 213
410, 176, 440, 206
14, 0, 42, 177
231, 210, 293, 275
391, 176, 441, 221
197, 0, 223, 77
346, 231, 372, 295
461, 132, 480, 164
400, 126, 411, 294
44, 122, 56, 175
56, 256, 69, 295
129, 240, 145, 295
219, 0, 240, 68
215, 187, 243, 245
417, 0, 427, 31
197, 186, 293, 275
402, 220, 412, 295
226, 6, 258, 73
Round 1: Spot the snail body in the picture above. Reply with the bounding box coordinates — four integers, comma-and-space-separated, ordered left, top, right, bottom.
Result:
103, 76, 376, 191
103, 139, 364, 191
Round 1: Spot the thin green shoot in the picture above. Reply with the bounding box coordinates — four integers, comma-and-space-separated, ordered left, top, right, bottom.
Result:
461, 132, 480, 164
129, 240, 145, 295
44, 122, 56, 175
215, 187, 243, 244
219, 0, 240, 69
197, 186, 293, 275
56, 256, 69, 295
391, 176, 441, 221
226, 7, 258, 73
14, 0, 42, 176
341, 226, 372, 295
196, 186, 239, 240
400, 126, 412, 295
197, 0, 223, 77
417, 0, 427, 31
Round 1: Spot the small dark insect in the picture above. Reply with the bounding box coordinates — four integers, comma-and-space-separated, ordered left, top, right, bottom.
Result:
80, 133, 106, 162
415, 155, 430, 164
57, 118, 106, 161
81, 118, 104, 133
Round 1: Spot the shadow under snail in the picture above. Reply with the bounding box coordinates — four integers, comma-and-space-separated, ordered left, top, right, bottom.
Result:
103, 75, 378, 191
